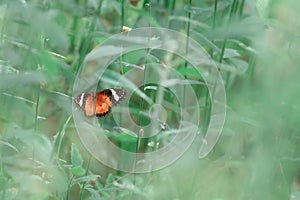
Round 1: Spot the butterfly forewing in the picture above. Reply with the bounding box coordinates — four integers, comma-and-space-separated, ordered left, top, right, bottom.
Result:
105, 89, 127, 106
84, 93, 94, 117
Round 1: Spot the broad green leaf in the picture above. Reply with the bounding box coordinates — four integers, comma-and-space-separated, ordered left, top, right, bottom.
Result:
71, 143, 83, 167
70, 166, 86, 177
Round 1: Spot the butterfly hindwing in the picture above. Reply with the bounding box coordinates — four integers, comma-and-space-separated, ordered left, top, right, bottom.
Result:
95, 91, 112, 117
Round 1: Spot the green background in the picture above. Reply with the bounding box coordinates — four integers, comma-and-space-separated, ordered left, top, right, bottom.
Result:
0, 0, 300, 199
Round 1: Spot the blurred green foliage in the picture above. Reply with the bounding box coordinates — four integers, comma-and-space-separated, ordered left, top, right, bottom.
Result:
0, 0, 299, 199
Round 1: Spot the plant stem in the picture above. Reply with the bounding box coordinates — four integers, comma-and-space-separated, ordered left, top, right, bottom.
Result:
66, 175, 75, 200
182, 0, 192, 115
133, 0, 151, 182
167, 0, 176, 28
213, 0, 218, 31
239, 0, 245, 18
35, 86, 40, 131
184, 0, 192, 64
0, 2, 7, 41
121, 0, 125, 31
51, 115, 72, 160
69, 0, 80, 53
246, 52, 256, 83
204, 0, 219, 132
73, 0, 104, 72
79, 155, 92, 200
120, 0, 125, 75
219, 0, 238, 66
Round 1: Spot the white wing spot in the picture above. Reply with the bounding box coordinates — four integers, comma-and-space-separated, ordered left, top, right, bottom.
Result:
110, 89, 120, 102
78, 93, 85, 107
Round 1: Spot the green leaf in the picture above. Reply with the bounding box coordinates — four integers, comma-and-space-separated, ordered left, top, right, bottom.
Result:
71, 143, 83, 167
220, 48, 241, 59
70, 166, 86, 177
52, 115, 72, 159
105, 173, 115, 185
0, 72, 46, 90
0, 139, 19, 153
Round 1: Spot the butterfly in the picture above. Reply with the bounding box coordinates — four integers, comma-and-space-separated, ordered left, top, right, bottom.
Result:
74, 89, 127, 118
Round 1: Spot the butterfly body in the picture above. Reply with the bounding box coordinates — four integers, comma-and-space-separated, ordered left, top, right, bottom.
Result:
74, 89, 127, 118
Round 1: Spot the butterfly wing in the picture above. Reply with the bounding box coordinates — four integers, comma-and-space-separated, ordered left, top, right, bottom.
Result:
95, 91, 112, 117
103, 89, 127, 106
84, 93, 95, 117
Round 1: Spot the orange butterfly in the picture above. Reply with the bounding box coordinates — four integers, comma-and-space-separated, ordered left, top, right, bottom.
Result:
74, 89, 127, 117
